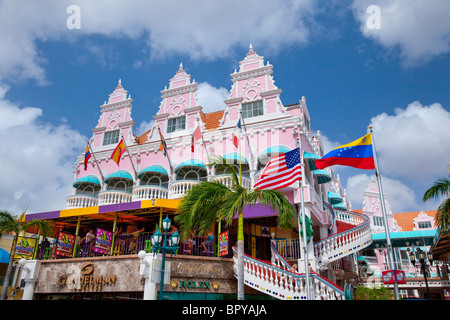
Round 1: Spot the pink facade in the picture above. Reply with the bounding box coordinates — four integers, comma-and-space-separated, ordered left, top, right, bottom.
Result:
68, 47, 339, 225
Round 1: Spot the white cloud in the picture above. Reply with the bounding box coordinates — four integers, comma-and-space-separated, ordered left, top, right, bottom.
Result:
196, 82, 228, 113
346, 173, 418, 212
370, 101, 450, 182
0, 85, 86, 214
351, 0, 450, 65
0, 0, 317, 84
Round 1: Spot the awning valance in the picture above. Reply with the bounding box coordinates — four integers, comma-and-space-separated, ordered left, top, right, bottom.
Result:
303, 151, 320, 170
104, 170, 133, 183
327, 191, 343, 205
313, 169, 332, 184
73, 175, 101, 188
175, 159, 206, 172
138, 165, 169, 179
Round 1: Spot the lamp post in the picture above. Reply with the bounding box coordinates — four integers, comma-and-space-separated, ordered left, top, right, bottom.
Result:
409, 248, 434, 299
150, 215, 180, 300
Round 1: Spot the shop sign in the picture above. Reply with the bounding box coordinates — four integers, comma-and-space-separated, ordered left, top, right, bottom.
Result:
55, 232, 75, 257
14, 237, 37, 259
58, 262, 117, 292
382, 269, 406, 284
171, 279, 219, 291
219, 231, 228, 257
93, 228, 113, 255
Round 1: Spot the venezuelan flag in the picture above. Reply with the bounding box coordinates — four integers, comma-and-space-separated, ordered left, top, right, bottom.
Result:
315, 133, 375, 170
84, 144, 91, 171
111, 139, 126, 165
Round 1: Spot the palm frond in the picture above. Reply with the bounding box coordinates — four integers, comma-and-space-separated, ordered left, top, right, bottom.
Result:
423, 175, 450, 202
436, 197, 450, 232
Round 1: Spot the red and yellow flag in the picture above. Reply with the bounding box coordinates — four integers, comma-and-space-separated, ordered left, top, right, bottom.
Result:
111, 139, 126, 165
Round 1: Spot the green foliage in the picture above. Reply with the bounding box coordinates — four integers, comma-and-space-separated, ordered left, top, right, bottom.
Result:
423, 173, 450, 232
355, 285, 395, 300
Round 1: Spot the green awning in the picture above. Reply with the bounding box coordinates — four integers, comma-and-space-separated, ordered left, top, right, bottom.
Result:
327, 191, 343, 205
138, 165, 169, 179
73, 175, 101, 188
104, 170, 134, 183
313, 169, 332, 184
303, 152, 320, 170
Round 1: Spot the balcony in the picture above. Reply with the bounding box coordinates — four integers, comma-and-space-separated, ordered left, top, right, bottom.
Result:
66, 194, 98, 209
168, 180, 201, 199
98, 189, 132, 205
132, 185, 168, 201
210, 174, 252, 189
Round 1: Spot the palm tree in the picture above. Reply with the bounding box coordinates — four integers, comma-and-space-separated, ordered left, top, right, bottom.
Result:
175, 157, 297, 300
0, 210, 52, 300
423, 173, 450, 232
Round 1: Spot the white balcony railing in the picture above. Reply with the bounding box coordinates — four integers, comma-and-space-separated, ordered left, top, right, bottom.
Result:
210, 174, 252, 189
132, 185, 168, 201
168, 180, 201, 199
98, 190, 132, 205
66, 194, 98, 209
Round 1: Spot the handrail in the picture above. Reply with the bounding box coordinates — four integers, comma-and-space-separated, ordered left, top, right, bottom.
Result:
314, 209, 372, 266
232, 246, 344, 300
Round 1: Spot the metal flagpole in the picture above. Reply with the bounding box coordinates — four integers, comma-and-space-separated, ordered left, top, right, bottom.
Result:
87, 139, 106, 187
121, 134, 139, 179
296, 135, 311, 300
369, 125, 400, 300
239, 113, 255, 164
196, 117, 211, 162
158, 127, 174, 176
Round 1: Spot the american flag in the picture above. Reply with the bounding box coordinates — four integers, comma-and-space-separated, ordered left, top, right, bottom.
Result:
254, 148, 302, 190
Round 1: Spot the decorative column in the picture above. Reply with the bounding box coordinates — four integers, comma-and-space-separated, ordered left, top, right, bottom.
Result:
138, 251, 157, 300
19, 259, 41, 300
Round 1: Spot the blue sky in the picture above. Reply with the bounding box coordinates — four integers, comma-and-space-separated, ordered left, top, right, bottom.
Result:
0, 0, 449, 215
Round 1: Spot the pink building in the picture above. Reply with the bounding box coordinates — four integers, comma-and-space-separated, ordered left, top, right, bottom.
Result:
22, 47, 373, 300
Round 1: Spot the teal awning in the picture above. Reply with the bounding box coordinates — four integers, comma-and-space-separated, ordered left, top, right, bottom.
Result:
0, 248, 10, 264
304, 152, 320, 170
138, 165, 169, 178
104, 170, 133, 183
332, 203, 348, 210
258, 145, 291, 158
175, 159, 206, 172
327, 191, 343, 205
222, 153, 249, 164
73, 175, 101, 188
313, 169, 332, 184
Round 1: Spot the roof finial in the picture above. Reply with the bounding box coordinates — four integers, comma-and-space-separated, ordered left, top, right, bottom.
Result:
177, 62, 184, 74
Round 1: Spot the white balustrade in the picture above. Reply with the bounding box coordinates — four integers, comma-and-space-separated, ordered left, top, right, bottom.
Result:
132, 185, 168, 201
168, 180, 200, 199
66, 194, 98, 209
211, 175, 252, 189
314, 209, 372, 266
98, 190, 132, 205
234, 246, 344, 300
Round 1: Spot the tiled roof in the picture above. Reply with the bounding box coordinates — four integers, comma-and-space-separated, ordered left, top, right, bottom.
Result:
133, 110, 225, 145
200, 110, 224, 131
393, 210, 437, 232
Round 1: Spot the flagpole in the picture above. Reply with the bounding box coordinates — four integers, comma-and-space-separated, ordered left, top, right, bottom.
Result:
296, 135, 311, 300
158, 127, 174, 176
196, 117, 211, 162
87, 139, 106, 187
369, 125, 400, 300
121, 134, 139, 180
239, 113, 255, 164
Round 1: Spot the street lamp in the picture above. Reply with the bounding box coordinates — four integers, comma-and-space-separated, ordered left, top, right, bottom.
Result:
150, 215, 180, 300
409, 248, 434, 299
